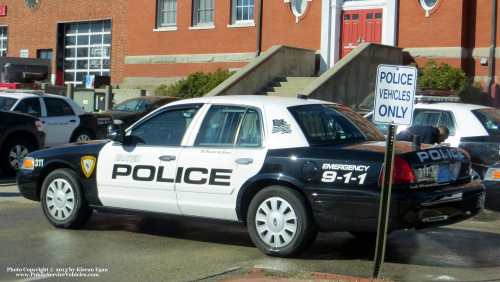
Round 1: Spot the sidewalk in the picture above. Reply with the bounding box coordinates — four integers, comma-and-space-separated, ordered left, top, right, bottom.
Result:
219, 268, 392, 282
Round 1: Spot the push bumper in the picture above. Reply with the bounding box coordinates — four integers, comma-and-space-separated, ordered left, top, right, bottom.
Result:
304, 181, 485, 232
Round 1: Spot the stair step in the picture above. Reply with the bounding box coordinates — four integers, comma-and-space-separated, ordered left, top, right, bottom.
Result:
263, 87, 305, 93
267, 82, 311, 88
275, 77, 317, 83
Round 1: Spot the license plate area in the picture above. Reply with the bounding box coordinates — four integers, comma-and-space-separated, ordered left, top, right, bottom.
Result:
437, 165, 452, 183
414, 162, 460, 184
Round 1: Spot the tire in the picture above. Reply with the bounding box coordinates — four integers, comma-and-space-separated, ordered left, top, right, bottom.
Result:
41, 168, 93, 229
72, 129, 93, 143
471, 168, 484, 182
0, 138, 34, 177
349, 231, 392, 239
247, 185, 317, 257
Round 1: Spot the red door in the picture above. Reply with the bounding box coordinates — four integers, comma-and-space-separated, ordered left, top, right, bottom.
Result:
341, 9, 383, 59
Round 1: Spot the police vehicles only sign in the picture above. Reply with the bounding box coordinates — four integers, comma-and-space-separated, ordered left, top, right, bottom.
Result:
373, 65, 418, 126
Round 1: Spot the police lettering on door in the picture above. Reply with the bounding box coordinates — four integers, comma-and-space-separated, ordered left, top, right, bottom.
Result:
373, 65, 418, 126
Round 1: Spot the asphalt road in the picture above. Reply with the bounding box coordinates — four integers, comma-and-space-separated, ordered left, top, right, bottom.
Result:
1, 175, 500, 282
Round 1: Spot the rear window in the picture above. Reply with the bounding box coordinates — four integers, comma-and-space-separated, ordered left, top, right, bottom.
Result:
288, 104, 385, 146
472, 108, 500, 135
0, 97, 18, 111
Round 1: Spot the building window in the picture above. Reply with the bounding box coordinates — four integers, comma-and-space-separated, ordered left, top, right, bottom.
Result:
0, 27, 7, 57
290, 0, 308, 17
194, 0, 214, 26
37, 49, 53, 60
63, 21, 111, 86
420, 0, 438, 10
158, 0, 177, 27
235, 0, 254, 22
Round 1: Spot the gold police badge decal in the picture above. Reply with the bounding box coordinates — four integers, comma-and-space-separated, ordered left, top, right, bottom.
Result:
81, 156, 96, 178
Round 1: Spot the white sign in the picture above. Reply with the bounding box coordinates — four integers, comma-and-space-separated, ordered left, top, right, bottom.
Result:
20, 49, 29, 58
373, 64, 417, 126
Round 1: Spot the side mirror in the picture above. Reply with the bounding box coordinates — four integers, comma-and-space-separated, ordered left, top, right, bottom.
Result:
107, 124, 125, 143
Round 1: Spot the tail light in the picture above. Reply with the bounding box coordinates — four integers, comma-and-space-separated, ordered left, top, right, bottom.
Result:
379, 156, 415, 185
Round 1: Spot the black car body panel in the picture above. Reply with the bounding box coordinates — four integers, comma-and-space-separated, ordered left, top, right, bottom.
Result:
459, 136, 500, 176
76, 113, 113, 140
0, 111, 45, 151
17, 140, 107, 205
481, 161, 500, 212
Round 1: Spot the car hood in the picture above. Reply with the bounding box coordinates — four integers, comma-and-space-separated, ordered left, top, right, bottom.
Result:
105, 110, 139, 120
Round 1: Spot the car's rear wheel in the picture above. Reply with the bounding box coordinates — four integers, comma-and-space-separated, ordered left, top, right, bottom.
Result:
0, 138, 34, 176
247, 185, 317, 257
72, 129, 93, 143
41, 168, 93, 229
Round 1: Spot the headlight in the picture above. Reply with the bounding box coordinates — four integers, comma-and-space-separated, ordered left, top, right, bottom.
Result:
35, 121, 44, 132
21, 157, 34, 170
485, 167, 500, 181
114, 120, 123, 124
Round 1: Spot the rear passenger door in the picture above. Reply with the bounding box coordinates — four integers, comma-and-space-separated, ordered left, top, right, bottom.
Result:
40, 98, 80, 147
176, 104, 268, 220
13, 97, 43, 118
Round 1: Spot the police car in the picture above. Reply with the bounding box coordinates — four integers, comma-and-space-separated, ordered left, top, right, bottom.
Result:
365, 103, 500, 180
0, 92, 113, 147
17, 96, 485, 257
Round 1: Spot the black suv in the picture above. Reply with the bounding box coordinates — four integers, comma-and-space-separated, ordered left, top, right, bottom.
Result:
0, 111, 45, 176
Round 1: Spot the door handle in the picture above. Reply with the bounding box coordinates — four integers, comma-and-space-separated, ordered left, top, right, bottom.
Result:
159, 155, 176, 161
235, 158, 253, 165
70, 120, 76, 122
357, 37, 361, 43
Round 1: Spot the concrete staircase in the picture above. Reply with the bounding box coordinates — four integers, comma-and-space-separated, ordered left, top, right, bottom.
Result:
256, 77, 317, 97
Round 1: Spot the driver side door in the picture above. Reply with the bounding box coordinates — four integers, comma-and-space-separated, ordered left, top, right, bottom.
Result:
96, 104, 203, 214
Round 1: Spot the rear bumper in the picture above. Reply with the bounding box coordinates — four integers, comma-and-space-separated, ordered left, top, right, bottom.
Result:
304, 181, 485, 232
482, 180, 500, 212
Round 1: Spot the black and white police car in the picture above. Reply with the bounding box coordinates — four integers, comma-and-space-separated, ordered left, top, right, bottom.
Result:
0, 92, 113, 147
17, 96, 485, 257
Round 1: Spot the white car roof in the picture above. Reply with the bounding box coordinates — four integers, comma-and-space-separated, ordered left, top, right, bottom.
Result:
164, 95, 336, 108
0, 92, 69, 100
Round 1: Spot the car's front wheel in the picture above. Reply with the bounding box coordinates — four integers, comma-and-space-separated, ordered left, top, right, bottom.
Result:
247, 185, 317, 257
41, 168, 93, 229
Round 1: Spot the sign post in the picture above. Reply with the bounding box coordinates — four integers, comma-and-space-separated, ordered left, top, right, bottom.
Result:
372, 65, 417, 279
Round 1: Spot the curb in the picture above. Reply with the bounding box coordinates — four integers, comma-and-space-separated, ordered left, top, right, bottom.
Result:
253, 268, 393, 282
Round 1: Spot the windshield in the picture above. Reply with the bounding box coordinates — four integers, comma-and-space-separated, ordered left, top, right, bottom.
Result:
288, 104, 385, 146
472, 108, 500, 135
0, 97, 18, 111
358, 93, 375, 109
112, 99, 154, 113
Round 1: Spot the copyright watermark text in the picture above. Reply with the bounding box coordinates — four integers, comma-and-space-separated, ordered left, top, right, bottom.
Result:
7, 267, 108, 278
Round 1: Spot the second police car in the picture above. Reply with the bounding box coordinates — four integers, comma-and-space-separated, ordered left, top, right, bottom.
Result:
17, 96, 485, 257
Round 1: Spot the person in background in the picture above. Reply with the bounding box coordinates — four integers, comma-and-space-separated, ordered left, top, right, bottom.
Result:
396, 125, 450, 145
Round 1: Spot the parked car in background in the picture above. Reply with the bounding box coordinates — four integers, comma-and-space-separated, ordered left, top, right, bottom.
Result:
365, 103, 500, 180
482, 161, 500, 212
351, 88, 460, 116
0, 92, 113, 147
0, 111, 45, 176
106, 96, 180, 129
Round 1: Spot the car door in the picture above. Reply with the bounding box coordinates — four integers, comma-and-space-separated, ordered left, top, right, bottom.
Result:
413, 108, 460, 147
40, 97, 80, 147
12, 97, 43, 118
176, 104, 268, 220
96, 104, 203, 214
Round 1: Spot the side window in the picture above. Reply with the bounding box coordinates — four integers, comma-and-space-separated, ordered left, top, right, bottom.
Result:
195, 106, 246, 146
129, 107, 199, 146
43, 98, 75, 117
437, 111, 456, 135
236, 108, 262, 147
195, 105, 262, 147
14, 98, 42, 117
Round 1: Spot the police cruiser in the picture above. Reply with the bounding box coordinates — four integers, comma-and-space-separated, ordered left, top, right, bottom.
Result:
17, 95, 485, 257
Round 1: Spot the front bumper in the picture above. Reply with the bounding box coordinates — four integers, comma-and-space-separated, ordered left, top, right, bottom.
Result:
303, 181, 485, 232
16, 169, 41, 202
482, 180, 500, 212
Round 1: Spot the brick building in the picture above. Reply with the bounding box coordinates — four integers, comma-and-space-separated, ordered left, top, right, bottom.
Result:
0, 0, 497, 90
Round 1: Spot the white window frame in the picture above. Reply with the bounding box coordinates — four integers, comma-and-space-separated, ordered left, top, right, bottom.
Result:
228, 0, 255, 28
420, 0, 438, 10
191, 0, 215, 29
0, 26, 7, 57
155, 0, 178, 32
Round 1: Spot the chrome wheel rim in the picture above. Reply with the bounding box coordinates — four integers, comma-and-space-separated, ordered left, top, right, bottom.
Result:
45, 178, 75, 220
255, 197, 297, 248
9, 144, 29, 170
471, 169, 481, 182
76, 134, 91, 142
